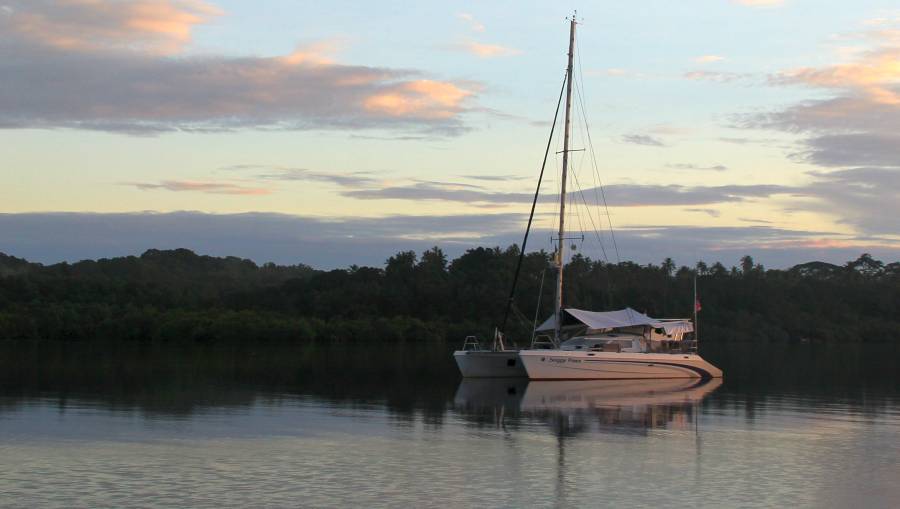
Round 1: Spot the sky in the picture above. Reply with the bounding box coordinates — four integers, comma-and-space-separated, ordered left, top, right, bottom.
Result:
1, 0, 899, 269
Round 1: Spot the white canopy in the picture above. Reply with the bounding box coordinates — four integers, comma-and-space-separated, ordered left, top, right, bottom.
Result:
536, 307, 657, 332
535, 307, 693, 334
654, 320, 694, 334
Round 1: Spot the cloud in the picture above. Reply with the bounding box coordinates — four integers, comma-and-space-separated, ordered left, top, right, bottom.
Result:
0, 3, 477, 135
363, 80, 473, 119
740, 28, 900, 170
734, 0, 785, 7
603, 184, 792, 206
799, 167, 900, 234
772, 47, 900, 105
341, 182, 532, 206
798, 133, 900, 167
457, 13, 485, 33
279, 39, 343, 66
694, 55, 726, 64
340, 181, 795, 207
3, 0, 221, 55
684, 70, 753, 83
1, 212, 895, 270
253, 168, 379, 188
718, 137, 780, 145
124, 180, 271, 195
684, 208, 722, 218
459, 174, 530, 182
666, 163, 728, 172
622, 134, 666, 147
0, 211, 527, 268
452, 41, 521, 58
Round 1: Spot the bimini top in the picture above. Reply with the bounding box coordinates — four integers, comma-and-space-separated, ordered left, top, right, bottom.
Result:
536, 307, 656, 332
535, 307, 695, 334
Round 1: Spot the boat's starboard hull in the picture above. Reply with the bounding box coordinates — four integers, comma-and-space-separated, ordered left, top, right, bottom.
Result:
454, 350, 527, 378
518, 350, 723, 380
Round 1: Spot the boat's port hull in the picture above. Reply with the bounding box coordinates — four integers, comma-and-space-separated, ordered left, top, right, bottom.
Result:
518, 350, 723, 380
454, 350, 527, 378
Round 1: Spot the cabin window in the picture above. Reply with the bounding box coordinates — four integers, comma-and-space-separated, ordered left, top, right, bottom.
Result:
507, 358, 516, 367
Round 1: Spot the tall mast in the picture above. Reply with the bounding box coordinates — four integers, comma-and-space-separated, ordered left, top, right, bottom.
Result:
554, 14, 577, 343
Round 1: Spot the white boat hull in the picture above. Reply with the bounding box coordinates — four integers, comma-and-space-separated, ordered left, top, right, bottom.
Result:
453, 350, 527, 378
518, 350, 722, 380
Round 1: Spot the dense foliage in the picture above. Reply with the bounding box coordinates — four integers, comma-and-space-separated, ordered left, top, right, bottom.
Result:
0, 248, 897, 344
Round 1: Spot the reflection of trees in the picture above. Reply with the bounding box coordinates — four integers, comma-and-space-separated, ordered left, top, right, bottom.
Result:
0, 342, 459, 421
2, 340, 898, 428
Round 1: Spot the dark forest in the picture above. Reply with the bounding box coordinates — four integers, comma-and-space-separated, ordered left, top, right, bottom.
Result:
1, 248, 897, 345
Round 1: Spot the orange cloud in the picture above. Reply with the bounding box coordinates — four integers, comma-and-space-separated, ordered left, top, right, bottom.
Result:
1, 3, 478, 135
280, 40, 342, 66
363, 80, 472, 119
8, 0, 220, 54
777, 48, 900, 104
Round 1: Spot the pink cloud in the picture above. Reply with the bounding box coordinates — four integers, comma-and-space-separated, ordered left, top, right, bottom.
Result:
773, 47, 900, 105
363, 80, 473, 119
6, 0, 220, 54
1, 5, 478, 135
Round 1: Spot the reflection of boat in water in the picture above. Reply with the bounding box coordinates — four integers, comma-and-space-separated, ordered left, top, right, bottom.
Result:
520, 378, 722, 411
453, 378, 529, 411
454, 377, 722, 431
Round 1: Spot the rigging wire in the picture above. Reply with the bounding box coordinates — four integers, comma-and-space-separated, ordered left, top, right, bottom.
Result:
569, 158, 611, 264
575, 29, 622, 311
575, 30, 622, 266
569, 79, 610, 264
499, 72, 568, 335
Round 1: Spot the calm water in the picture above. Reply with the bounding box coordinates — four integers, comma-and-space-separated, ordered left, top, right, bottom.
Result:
1, 341, 898, 508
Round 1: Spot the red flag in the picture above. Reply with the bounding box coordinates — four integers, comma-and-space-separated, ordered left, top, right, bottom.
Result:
695, 298, 702, 312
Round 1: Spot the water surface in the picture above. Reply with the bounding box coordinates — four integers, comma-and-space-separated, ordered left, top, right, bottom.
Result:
1, 341, 898, 508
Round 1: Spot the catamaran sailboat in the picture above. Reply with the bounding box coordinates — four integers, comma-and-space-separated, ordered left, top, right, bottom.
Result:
519, 16, 722, 380
456, 14, 723, 380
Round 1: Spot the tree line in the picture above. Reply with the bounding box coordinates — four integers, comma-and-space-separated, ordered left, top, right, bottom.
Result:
0, 247, 897, 344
